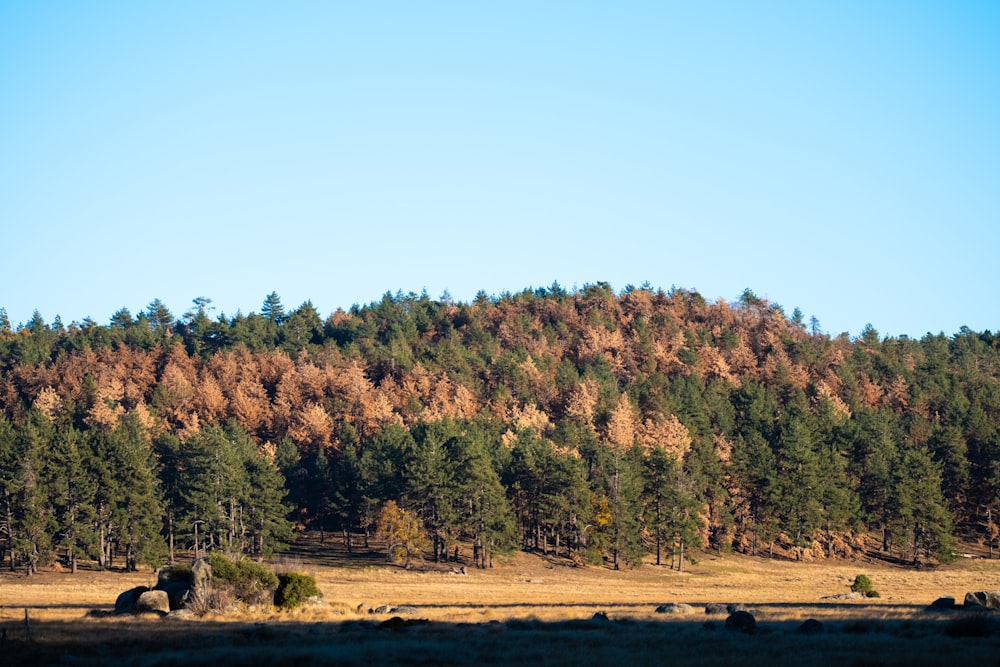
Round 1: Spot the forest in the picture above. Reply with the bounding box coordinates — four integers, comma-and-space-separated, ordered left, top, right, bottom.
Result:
1, 283, 999, 574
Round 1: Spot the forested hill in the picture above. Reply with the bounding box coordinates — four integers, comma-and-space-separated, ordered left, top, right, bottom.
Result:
2, 283, 999, 573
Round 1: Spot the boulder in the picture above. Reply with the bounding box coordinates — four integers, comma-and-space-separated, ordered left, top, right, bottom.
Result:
393, 605, 420, 615
136, 590, 171, 615
705, 603, 728, 615
156, 565, 193, 589
655, 603, 694, 614
156, 580, 192, 611
927, 596, 957, 611
378, 616, 430, 631
115, 586, 149, 614
724, 610, 756, 634
191, 558, 213, 591
797, 619, 823, 634
373, 604, 393, 614
964, 591, 1000, 610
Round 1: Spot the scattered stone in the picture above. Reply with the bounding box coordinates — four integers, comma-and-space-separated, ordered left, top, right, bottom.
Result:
964, 591, 1000, 610
705, 603, 728, 615
820, 592, 863, 601
373, 604, 393, 614
655, 603, 694, 614
927, 596, 957, 611
136, 590, 171, 615
115, 586, 149, 614
724, 610, 756, 634
797, 619, 823, 634
393, 605, 419, 615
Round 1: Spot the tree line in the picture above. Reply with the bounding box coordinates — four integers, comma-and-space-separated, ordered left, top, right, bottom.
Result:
1, 284, 999, 573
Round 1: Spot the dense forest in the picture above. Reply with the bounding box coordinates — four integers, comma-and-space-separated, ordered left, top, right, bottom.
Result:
2, 283, 999, 574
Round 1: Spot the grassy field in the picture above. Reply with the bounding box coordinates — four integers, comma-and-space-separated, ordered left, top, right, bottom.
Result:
2, 535, 1000, 666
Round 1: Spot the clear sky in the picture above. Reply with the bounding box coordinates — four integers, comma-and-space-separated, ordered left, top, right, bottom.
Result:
2, 2, 997, 339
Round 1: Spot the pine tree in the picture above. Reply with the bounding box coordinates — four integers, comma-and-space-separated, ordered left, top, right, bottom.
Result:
46, 425, 97, 572
105, 414, 166, 570
445, 422, 516, 568
262, 292, 286, 324
773, 413, 823, 558
233, 423, 292, 556
9, 411, 56, 574
891, 446, 954, 563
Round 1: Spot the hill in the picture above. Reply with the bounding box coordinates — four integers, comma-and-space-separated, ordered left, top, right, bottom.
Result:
1, 283, 999, 572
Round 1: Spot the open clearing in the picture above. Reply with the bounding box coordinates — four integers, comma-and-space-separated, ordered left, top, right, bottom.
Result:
2, 535, 1000, 666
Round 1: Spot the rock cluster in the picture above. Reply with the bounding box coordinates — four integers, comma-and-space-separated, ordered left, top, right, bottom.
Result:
114, 558, 212, 616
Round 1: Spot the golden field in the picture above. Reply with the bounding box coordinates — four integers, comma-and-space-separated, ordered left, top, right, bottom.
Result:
2, 535, 1000, 666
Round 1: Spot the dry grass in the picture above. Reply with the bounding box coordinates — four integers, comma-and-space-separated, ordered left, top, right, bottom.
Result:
2, 536, 1000, 665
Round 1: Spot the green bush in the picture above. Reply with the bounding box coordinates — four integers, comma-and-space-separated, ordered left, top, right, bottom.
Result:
851, 574, 879, 597
208, 552, 279, 606
274, 572, 321, 609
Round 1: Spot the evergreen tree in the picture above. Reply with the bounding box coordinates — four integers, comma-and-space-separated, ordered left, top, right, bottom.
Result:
262, 291, 286, 324
46, 425, 97, 572
891, 446, 954, 563
9, 411, 56, 573
731, 432, 780, 557
773, 414, 823, 557
99, 415, 165, 570
233, 423, 293, 555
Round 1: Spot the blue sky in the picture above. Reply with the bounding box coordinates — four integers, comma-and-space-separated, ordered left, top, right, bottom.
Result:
2, 2, 997, 339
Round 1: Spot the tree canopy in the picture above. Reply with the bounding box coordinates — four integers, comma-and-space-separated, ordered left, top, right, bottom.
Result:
2, 285, 998, 571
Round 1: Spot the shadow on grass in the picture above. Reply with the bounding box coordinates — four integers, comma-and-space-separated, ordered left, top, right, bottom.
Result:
2, 612, 998, 667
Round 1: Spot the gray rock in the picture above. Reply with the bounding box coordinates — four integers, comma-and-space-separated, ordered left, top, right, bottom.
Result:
136, 590, 171, 615
927, 596, 957, 611
655, 603, 694, 614
964, 591, 1000, 610
191, 558, 212, 591
724, 610, 756, 634
155, 580, 191, 611
115, 586, 149, 614
373, 604, 393, 614
821, 592, 863, 600
797, 618, 823, 634
705, 603, 728, 615
156, 565, 193, 589
392, 605, 419, 615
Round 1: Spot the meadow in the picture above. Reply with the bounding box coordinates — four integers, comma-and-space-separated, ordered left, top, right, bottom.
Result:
2, 535, 999, 666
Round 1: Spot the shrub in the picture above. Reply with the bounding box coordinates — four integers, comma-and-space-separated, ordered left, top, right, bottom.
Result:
274, 572, 321, 609
851, 574, 879, 597
208, 552, 279, 606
